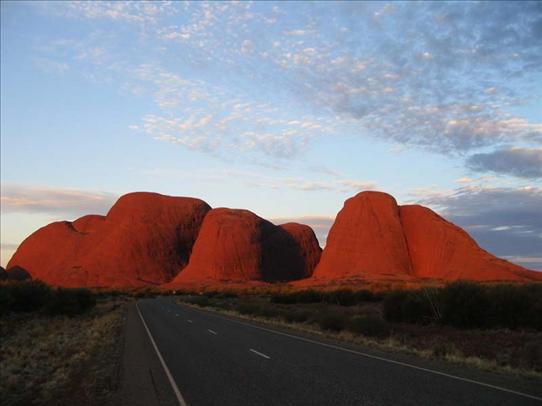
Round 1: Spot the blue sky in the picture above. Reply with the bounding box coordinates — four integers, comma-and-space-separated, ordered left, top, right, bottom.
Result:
1, 1, 541, 269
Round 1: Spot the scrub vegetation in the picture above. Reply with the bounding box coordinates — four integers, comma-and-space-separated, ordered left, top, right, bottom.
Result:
0, 281, 129, 406
176, 282, 542, 378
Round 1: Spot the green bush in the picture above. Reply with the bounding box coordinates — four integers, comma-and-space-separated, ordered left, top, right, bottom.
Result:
270, 290, 322, 304
46, 288, 96, 316
348, 315, 391, 338
2, 281, 52, 312
0, 281, 96, 316
235, 303, 262, 316
185, 295, 211, 307
318, 311, 347, 332
281, 309, 310, 323
440, 281, 489, 328
271, 289, 382, 306
383, 290, 435, 324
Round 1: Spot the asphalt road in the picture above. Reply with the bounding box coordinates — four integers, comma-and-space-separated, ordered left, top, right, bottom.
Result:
120, 297, 542, 406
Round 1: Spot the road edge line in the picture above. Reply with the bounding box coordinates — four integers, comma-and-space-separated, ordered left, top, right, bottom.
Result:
136, 303, 189, 406
179, 303, 542, 402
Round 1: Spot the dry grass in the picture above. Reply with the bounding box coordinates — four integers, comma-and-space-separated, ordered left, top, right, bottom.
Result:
0, 297, 129, 406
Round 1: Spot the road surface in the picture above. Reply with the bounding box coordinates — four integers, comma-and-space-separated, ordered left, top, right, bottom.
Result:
116, 297, 542, 406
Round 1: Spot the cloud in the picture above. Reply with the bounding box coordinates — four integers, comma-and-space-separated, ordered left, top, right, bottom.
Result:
36, 2, 542, 165
32, 57, 70, 74
466, 147, 542, 179
411, 185, 542, 270
1, 184, 118, 217
222, 170, 376, 194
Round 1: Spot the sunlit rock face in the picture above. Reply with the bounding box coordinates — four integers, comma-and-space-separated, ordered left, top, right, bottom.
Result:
169, 208, 321, 286
7, 192, 211, 287
400, 205, 541, 282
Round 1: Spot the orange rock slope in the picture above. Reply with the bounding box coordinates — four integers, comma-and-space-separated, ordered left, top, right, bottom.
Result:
305, 191, 541, 284
168, 208, 321, 286
400, 205, 541, 281
7, 192, 211, 287
310, 192, 412, 281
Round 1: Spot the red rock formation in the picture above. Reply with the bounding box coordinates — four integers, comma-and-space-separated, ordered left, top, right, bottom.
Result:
400, 205, 542, 281
7, 192, 211, 287
169, 208, 321, 285
311, 191, 412, 281
279, 223, 322, 278
6, 266, 32, 281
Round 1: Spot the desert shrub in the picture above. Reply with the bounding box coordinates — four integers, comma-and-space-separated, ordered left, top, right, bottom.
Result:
257, 306, 280, 318
354, 289, 383, 303
0, 284, 15, 314
440, 281, 489, 328
318, 311, 347, 332
432, 342, 456, 358
281, 309, 310, 323
46, 288, 96, 316
326, 289, 357, 306
485, 284, 530, 329
3, 281, 52, 312
383, 290, 435, 324
185, 295, 211, 307
271, 289, 382, 306
348, 315, 391, 338
270, 290, 322, 304
236, 303, 262, 316
519, 340, 542, 371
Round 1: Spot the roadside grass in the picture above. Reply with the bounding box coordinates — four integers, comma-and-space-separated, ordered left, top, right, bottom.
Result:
0, 296, 128, 406
176, 291, 542, 380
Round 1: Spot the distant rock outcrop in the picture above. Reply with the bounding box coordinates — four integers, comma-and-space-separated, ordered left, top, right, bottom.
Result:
400, 205, 542, 281
311, 192, 412, 281
279, 223, 322, 278
6, 266, 32, 281
6, 189, 540, 289
169, 208, 321, 285
304, 191, 540, 284
7, 192, 211, 287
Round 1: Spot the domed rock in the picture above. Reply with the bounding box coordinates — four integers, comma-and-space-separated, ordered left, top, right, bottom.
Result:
170, 208, 320, 285
0, 266, 6, 280
311, 191, 412, 281
279, 223, 322, 278
7, 192, 211, 287
400, 205, 542, 281
6, 265, 32, 281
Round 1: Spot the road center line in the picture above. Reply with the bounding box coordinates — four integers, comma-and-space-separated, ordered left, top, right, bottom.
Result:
208, 329, 218, 335
179, 303, 541, 402
249, 349, 271, 359
136, 303, 189, 406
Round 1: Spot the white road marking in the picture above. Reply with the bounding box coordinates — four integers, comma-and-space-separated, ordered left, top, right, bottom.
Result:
249, 349, 271, 359
181, 304, 542, 402
136, 303, 189, 406
208, 329, 218, 335
187, 320, 193, 324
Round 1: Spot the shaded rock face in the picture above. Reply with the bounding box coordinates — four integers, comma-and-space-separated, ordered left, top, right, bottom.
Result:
6, 266, 32, 281
400, 205, 542, 282
312, 192, 412, 280
279, 223, 322, 278
7, 192, 211, 287
171, 208, 321, 284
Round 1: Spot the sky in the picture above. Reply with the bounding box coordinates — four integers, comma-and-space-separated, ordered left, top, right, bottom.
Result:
1, 1, 541, 270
